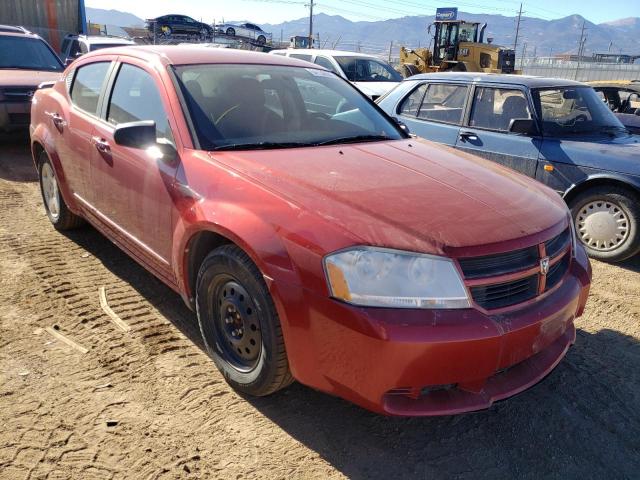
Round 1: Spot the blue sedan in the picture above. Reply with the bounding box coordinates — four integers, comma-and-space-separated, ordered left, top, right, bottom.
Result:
378, 73, 640, 262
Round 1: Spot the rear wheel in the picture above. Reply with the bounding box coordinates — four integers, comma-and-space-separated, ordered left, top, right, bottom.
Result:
257, 35, 266, 44
38, 151, 83, 231
569, 186, 640, 262
200, 27, 209, 38
195, 245, 293, 396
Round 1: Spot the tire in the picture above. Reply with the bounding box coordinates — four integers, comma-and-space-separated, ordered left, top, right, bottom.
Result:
162, 26, 172, 37
257, 35, 266, 45
569, 186, 640, 262
37, 151, 84, 231
195, 245, 293, 396
226, 27, 235, 37
200, 27, 209, 38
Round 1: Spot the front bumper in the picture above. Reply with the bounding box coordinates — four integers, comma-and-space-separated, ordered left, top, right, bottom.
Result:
271, 244, 591, 416
0, 101, 31, 131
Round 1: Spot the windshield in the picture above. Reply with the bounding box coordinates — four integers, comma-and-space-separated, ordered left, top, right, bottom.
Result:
89, 43, 131, 51
533, 87, 626, 136
0, 36, 63, 71
335, 57, 402, 83
174, 64, 404, 150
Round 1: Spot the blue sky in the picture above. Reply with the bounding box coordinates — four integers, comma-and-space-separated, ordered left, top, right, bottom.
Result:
86, 0, 634, 24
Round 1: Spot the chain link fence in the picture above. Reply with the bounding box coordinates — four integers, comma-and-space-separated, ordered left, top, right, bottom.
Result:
521, 57, 640, 82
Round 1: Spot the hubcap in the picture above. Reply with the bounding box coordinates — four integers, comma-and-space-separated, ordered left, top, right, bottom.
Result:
576, 199, 629, 252
41, 163, 60, 221
214, 279, 261, 371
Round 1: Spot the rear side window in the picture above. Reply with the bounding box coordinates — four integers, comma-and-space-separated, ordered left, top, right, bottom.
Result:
314, 56, 338, 74
70, 62, 111, 115
417, 83, 468, 124
469, 87, 531, 131
107, 63, 172, 141
399, 83, 428, 117
290, 54, 312, 62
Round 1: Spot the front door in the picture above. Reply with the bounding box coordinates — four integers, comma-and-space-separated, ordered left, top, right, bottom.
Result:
454, 85, 541, 178
90, 61, 178, 275
397, 82, 468, 146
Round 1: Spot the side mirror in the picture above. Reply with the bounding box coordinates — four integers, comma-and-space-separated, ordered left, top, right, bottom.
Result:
392, 117, 411, 135
114, 120, 178, 162
114, 120, 157, 148
509, 118, 539, 136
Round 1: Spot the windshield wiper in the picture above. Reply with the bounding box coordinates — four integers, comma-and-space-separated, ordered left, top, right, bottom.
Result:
212, 141, 308, 151
313, 134, 391, 146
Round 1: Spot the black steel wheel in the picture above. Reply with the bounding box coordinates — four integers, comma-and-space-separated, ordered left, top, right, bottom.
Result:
196, 245, 293, 396
257, 35, 266, 44
212, 278, 261, 371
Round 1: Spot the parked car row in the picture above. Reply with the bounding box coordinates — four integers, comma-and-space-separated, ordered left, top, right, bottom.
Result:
146, 15, 271, 44
29, 45, 594, 417
376, 73, 640, 263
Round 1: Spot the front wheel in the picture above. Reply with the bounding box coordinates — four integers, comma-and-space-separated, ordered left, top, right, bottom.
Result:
569, 186, 640, 262
38, 151, 83, 230
257, 35, 266, 45
226, 27, 236, 37
195, 245, 293, 396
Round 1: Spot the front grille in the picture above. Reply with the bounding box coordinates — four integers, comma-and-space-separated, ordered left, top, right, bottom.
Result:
459, 246, 538, 279
2, 87, 35, 103
8, 113, 30, 125
545, 228, 570, 258
459, 228, 571, 311
545, 255, 570, 291
470, 275, 538, 310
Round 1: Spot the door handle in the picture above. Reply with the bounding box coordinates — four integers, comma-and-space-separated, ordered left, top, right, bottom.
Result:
45, 111, 66, 130
459, 130, 478, 142
92, 136, 110, 152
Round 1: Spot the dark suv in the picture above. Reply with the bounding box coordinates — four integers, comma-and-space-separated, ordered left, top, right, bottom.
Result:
0, 25, 63, 132
378, 73, 640, 262
146, 15, 213, 38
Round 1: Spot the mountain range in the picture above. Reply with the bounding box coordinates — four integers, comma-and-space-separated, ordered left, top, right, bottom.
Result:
85, 7, 640, 57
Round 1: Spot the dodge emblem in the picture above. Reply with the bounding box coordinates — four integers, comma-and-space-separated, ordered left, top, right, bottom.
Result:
540, 257, 550, 275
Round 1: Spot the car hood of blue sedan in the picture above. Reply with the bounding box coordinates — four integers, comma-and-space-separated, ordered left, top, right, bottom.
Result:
541, 133, 640, 176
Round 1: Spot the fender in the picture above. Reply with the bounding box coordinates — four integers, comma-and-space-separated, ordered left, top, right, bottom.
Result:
563, 172, 640, 202
172, 200, 301, 304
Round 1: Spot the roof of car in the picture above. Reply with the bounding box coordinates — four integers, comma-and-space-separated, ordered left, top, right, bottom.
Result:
270, 49, 385, 60
405, 72, 587, 88
0, 25, 41, 39
82, 45, 326, 69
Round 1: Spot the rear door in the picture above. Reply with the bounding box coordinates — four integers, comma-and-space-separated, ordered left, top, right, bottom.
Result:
90, 59, 178, 275
56, 60, 114, 205
396, 82, 468, 146
454, 85, 541, 178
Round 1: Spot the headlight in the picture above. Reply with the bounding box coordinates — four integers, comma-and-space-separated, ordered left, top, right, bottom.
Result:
324, 247, 471, 309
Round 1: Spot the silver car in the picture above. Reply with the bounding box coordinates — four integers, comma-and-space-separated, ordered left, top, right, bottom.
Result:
216, 23, 270, 44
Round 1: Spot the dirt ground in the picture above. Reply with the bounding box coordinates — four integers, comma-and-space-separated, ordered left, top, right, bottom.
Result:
0, 133, 639, 480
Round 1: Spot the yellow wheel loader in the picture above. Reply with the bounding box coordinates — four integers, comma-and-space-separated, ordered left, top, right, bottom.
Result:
399, 20, 518, 77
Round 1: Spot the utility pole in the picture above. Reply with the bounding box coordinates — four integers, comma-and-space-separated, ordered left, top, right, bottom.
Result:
575, 20, 586, 79
520, 42, 527, 69
388, 41, 393, 62
307, 0, 314, 49
513, 3, 523, 53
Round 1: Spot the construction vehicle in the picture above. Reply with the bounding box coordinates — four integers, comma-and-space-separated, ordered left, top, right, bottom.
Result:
399, 18, 517, 77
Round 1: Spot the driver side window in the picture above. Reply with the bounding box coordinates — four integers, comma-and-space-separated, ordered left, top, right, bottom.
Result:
107, 63, 173, 142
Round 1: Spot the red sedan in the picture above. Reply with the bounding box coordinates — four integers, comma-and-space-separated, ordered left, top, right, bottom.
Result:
30, 46, 591, 416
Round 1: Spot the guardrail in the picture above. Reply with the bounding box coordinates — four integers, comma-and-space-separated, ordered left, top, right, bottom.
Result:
521, 57, 640, 82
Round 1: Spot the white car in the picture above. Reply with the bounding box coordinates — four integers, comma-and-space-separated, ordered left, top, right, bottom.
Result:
216, 23, 270, 44
270, 49, 402, 100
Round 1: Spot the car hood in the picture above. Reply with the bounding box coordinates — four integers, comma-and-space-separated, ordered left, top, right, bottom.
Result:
0, 70, 61, 87
352, 81, 400, 99
210, 139, 568, 255
541, 133, 640, 176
